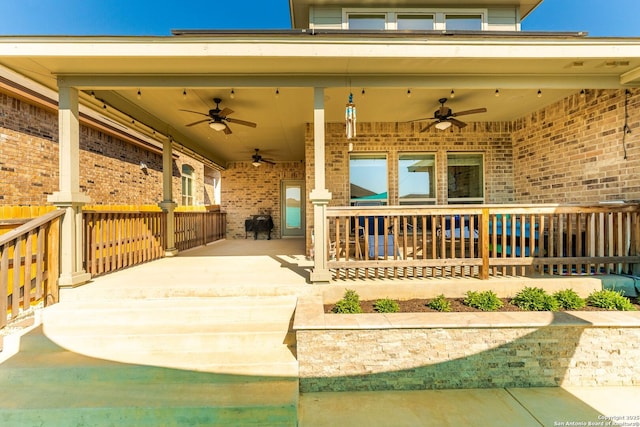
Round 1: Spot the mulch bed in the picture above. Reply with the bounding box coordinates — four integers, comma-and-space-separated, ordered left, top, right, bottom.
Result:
325, 297, 640, 313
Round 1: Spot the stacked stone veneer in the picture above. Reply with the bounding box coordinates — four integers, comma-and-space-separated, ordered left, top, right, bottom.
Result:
297, 320, 640, 392
0, 91, 212, 206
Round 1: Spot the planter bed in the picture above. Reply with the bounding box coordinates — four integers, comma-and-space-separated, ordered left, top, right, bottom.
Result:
294, 283, 640, 393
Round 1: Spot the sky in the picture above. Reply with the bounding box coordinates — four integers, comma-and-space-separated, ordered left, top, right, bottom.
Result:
0, 0, 639, 37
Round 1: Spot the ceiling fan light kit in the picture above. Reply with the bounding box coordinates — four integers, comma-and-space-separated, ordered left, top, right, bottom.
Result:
180, 97, 257, 135
413, 97, 487, 132
209, 121, 226, 131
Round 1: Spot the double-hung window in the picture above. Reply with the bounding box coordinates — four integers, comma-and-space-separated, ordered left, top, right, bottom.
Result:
181, 164, 195, 206
344, 9, 485, 31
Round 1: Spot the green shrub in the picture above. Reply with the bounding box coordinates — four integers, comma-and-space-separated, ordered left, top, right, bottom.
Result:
463, 290, 503, 311
587, 289, 637, 311
374, 298, 400, 313
512, 287, 560, 311
427, 294, 452, 312
332, 289, 363, 314
553, 289, 586, 310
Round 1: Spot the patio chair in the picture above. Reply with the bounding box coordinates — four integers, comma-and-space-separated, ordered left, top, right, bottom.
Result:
358, 216, 400, 259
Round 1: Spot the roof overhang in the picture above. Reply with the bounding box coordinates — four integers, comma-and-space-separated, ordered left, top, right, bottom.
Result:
0, 32, 638, 166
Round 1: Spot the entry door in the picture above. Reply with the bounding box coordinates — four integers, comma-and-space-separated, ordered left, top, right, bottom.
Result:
281, 180, 305, 237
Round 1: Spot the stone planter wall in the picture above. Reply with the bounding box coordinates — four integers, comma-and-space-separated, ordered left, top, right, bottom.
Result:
294, 292, 640, 393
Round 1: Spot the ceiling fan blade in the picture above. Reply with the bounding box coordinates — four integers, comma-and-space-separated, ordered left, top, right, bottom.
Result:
452, 107, 487, 117
419, 121, 438, 132
449, 118, 467, 128
408, 116, 435, 123
223, 124, 233, 135
262, 158, 275, 165
226, 117, 257, 128
185, 118, 210, 127
179, 109, 209, 117
218, 107, 234, 118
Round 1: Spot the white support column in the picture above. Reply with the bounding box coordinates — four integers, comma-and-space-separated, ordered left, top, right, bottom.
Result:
159, 138, 178, 256
309, 87, 332, 284
48, 81, 91, 289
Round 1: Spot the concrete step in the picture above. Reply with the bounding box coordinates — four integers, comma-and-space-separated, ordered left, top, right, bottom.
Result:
0, 295, 301, 426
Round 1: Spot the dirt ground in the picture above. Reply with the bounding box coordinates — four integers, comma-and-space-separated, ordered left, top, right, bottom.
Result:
325, 297, 640, 313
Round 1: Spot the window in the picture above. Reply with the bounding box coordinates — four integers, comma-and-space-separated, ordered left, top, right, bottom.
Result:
348, 14, 386, 30
181, 164, 194, 206
398, 153, 436, 205
349, 154, 388, 205
344, 9, 486, 31
447, 153, 484, 204
445, 14, 482, 31
397, 14, 434, 30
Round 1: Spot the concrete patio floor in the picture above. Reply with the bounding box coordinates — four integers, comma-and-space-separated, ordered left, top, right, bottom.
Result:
3, 237, 637, 426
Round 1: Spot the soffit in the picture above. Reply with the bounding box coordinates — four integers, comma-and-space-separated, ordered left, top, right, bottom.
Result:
0, 34, 638, 167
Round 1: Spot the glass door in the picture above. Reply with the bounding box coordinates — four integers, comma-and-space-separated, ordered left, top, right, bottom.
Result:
281, 180, 304, 237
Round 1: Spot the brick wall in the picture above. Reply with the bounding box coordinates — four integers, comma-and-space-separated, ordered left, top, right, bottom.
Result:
0, 92, 210, 206
304, 121, 514, 246
512, 89, 640, 203
220, 161, 305, 239
298, 325, 640, 392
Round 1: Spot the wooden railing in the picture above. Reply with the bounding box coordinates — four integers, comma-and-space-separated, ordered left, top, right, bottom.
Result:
83, 210, 166, 277
0, 209, 63, 330
326, 204, 640, 280
175, 210, 226, 251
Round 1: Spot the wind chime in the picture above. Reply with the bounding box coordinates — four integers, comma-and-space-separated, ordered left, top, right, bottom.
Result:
345, 92, 357, 140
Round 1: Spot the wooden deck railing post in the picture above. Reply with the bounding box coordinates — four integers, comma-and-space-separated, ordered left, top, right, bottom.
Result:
480, 208, 490, 280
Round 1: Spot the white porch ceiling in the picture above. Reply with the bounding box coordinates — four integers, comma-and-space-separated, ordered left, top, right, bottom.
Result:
0, 33, 639, 168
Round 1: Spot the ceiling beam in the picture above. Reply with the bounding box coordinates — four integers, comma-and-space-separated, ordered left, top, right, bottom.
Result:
58, 74, 624, 90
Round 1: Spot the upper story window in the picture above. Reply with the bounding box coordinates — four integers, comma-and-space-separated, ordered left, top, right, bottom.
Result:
397, 14, 434, 31
344, 9, 485, 31
445, 14, 482, 31
181, 164, 195, 206
348, 14, 386, 30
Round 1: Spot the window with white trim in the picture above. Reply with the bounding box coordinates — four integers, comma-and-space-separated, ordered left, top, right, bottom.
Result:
181, 164, 195, 206
398, 153, 436, 205
447, 153, 484, 204
349, 154, 388, 205
343, 8, 486, 31
445, 14, 482, 31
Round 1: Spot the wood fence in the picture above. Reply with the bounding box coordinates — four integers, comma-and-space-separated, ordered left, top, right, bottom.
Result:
175, 210, 226, 251
326, 204, 640, 280
0, 209, 63, 330
83, 210, 166, 277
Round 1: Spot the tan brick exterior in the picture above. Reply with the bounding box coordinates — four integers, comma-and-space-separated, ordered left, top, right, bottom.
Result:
3, 86, 639, 243
512, 89, 640, 203
0, 92, 213, 207
220, 161, 305, 239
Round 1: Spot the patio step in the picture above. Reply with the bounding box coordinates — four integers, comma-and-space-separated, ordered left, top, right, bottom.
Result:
0, 296, 299, 426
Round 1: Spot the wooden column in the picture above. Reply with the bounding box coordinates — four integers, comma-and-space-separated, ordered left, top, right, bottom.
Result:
310, 87, 332, 284
159, 138, 178, 256
47, 81, 91, 290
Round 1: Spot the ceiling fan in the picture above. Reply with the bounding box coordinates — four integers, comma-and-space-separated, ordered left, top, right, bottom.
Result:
414, 98, 487, 131
252, 148, 275, 167
180, 98, 257, 135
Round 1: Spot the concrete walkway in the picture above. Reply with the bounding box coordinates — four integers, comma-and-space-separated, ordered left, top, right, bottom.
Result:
2, 238, 638, 426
